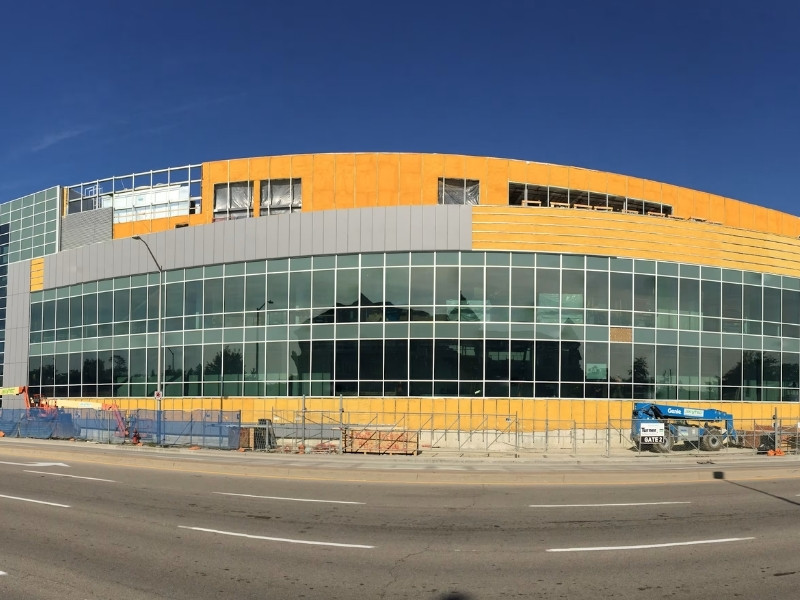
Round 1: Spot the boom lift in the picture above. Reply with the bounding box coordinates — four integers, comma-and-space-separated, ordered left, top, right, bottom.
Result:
0, 386, 81, 438
631, 402, 738, 453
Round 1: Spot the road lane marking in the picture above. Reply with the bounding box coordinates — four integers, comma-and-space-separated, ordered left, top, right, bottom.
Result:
178, 526, 374, 548
0, 494, 70, 508
0, 461, 69, 467
24, 470, 115, 483
547, 537, 754, 552
213, 492, 364, 505
531, 501, 690, 508
0, 571, 6, 576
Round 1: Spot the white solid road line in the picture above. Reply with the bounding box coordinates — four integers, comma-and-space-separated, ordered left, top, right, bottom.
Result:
214, 492, 365, 505
547, 537, 754, 553
0, 494, 70, 508
0, 571, 6, 576
531, 501, 691, 508
178, 526, 374, 548
24, 470, 116, 483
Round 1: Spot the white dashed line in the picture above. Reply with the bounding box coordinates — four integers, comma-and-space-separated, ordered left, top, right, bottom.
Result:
0, 494, 70, 508
531, 501, 691, 508
178, 526, 374, 548
547, 537, 754, 552
214, 492, 364, 505
24, 471, 116, 483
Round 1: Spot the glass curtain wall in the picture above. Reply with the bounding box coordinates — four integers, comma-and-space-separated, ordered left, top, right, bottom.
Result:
27, 252, 800, 402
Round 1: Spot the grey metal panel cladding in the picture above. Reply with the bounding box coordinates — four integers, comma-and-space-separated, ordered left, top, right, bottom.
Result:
323, 211, 337, 255
372, 209, 386, 252
39, 206, 472, 290
422, 206, 438, 251
311, 212, 325, 255
299, 212, 314, 257
360, 210, 374, 254
383, 207, 397, 251
5, 261, 31, 386
436, 208, 449, 251
335, 211, 348, 255
348, 210, 362, 254
288, 214, 302, 257
60, 207, 113, 251
243, 220, 258, 261
407, 206, 422, 250
266, 217, 279, 258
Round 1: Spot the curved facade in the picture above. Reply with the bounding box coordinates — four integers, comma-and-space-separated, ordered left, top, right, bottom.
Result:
5, 153, 800, 425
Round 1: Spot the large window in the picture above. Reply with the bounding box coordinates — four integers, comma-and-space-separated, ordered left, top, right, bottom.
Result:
26, 253, 800, 402
214, 182, 253, 220
508, 182, 672, 216
438, 178, 479, 205
261, 178, 302, 215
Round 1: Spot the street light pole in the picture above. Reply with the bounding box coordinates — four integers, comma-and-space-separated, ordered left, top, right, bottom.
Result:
133, 235, 163, 445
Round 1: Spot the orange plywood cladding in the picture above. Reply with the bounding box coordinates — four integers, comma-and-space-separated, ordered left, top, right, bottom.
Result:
190, 152, 800, 242
334, 154, 356, 209
355, 153, 378, 208
398, 153, 423, 206
377, 153, 400, 207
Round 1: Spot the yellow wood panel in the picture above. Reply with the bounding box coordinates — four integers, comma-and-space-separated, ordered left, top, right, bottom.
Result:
443, 154, 464, 178
472, 207, 800, 276
709, 194, 725, 223
767, 209, 780, 235
780, 213, 798, 238
334, 154, 355, 209
249, 156, 269, 180
398, 153, 423, 206
527, 162, 549, 186
568, 167, 589, 191
607, 172, 626, 196
464, 155, 488, 202
376, 153, 400, 207
113, 212, 209, 238
587, 169, 607, 194
205, 160, 230, 182
354, 153, 377, 208
227, 158, 251, 182
269, 155, 291, 178
464, 155, 486, 179
674, 186, 693, 215
661, 184, 678, 211
642, 179, 661, 203
507, 159, 525, 183
739, 202, 755, 230
724, 198, 740, 228
311, 154, 335, 211
549, 164, 568, 187
626, 176, 644, 199
692, 190, 710, 220
485, 157, 509, 206
421, 154, 445, 205
754, 205, 769, 230
291, 154, 313, 178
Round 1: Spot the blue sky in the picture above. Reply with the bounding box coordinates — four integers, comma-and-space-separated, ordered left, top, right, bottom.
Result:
1, 1, 799, 213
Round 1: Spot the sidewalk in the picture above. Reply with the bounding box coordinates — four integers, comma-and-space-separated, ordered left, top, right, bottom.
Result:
1, 436, 798, 485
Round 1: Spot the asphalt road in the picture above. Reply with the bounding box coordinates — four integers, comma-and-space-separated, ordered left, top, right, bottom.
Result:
0, 440, 799, 599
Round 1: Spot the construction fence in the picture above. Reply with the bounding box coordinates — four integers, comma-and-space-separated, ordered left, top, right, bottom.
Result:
1, 406, 799, 457
0, 408, 241, 449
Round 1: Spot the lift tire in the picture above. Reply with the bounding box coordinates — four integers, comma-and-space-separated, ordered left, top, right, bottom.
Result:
701, 433, 723, 452
651, 436, 673, 453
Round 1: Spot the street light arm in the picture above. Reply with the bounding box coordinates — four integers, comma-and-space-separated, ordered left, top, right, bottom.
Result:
132, 235, 163, 272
